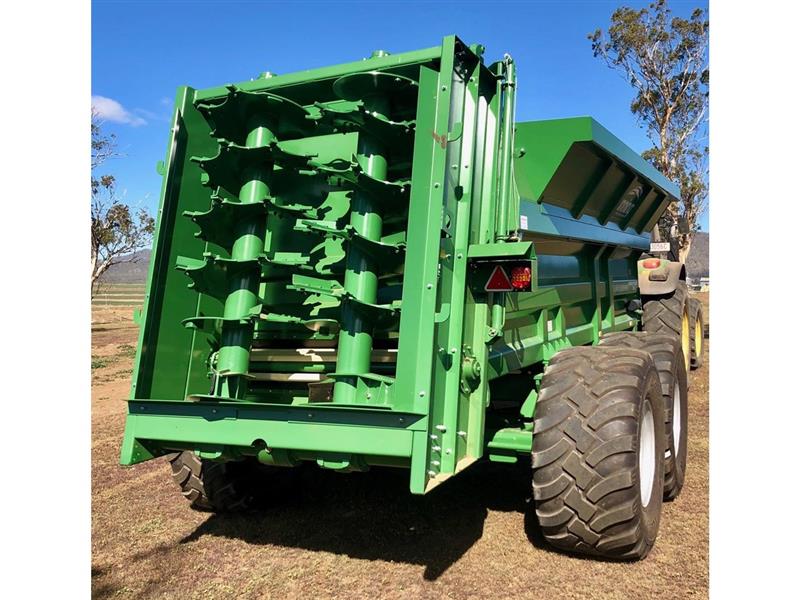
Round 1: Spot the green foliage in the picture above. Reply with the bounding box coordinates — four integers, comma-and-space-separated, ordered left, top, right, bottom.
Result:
117, 344, 137, 359
92, 115, 116, 169
91, 356, 110, 370
589, 0, 708, 260
91, 111, 155, 293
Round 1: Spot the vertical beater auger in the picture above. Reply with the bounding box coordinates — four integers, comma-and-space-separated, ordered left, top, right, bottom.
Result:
179, 76, 419, 405
183, 86, 318, 400
328, 72, 418, 405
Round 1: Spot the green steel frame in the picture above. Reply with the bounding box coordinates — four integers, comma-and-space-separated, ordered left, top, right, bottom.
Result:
121, 35, 679, 494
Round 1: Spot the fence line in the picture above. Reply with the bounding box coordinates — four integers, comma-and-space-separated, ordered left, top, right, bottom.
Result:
92, 283, 146, 306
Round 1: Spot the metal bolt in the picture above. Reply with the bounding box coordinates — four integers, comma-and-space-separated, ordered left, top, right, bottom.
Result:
441, 85, 447, 91
445, 449, 452, 455
431, 460, 441, 466
212, 409, 217, 414
428, 470, 437, 477
450, 347, 457, 354
366, 392, 372, 399
427, 283, 432, 289
432, 446, 441, 452
419, 391, 426, 397
430, 434, 438, 440
457, 253, 463, 259
435, 424, 447, 432
457, 431, 467, 438
433, 182, 440, 188
399, 417, 405, 423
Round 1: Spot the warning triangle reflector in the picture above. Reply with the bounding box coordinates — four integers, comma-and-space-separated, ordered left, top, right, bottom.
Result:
484, 265, 513, 291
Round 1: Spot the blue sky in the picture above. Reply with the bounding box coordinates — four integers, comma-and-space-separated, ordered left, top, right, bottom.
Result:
92, 0, 709, 231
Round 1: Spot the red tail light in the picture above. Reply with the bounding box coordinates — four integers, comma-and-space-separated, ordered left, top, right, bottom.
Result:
510, 266, 532, 290
642, 258, 661, 269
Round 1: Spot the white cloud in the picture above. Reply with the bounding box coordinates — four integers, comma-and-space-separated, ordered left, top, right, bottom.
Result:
134, 108, 158, 120
91, 95, 147, 127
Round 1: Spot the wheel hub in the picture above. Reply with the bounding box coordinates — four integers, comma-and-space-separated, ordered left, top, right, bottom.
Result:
639, 399, 656, 508
681, 308, 690, 372
695, 317, 703, 360
673, 385, 682, 457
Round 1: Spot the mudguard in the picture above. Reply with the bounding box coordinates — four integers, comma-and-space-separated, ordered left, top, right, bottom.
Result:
638, 259, 686, 296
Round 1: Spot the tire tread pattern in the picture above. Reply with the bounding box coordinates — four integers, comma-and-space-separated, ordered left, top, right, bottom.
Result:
168, 451, 261, 512
643, 282, 687, 340
531, 346, 665, 560
599, 332, 689, 500
688, 297, 705, 369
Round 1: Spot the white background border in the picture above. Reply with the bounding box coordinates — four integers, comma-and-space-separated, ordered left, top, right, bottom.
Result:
2, 0, 799, 596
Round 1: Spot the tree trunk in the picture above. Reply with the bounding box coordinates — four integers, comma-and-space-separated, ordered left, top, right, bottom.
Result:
678, 234, 692, 265
91, 258, 111, 299
652, 226, 662, 242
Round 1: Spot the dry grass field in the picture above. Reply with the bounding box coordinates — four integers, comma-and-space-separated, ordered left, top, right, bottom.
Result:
91, 293, 709, 599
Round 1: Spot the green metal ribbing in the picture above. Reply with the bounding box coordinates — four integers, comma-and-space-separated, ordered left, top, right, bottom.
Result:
490, 55, 518, 338
333, 94, 390, 405
495, 55, 516, 242
215, 115, 275, 399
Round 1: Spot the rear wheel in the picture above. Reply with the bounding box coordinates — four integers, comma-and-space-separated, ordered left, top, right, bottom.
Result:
168, 451, 275, 512
688, 297, 705, 369
531, 346, 665, 560
642, 282, 690, 374
600, 332, 689, 500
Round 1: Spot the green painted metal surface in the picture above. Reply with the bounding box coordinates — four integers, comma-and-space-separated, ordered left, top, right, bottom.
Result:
121, 36, 678, 495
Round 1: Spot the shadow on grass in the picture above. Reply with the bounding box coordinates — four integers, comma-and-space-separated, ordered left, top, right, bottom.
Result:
181, 458, 549, 580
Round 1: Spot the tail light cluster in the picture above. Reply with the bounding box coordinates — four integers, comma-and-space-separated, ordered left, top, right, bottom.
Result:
642, 258, 661, 269
510, 266, 532, 290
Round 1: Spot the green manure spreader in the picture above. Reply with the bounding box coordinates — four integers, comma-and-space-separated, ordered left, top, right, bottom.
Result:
121, 35, 704, 560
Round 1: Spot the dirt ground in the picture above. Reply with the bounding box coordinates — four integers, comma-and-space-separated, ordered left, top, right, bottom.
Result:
91, 293, 709, 599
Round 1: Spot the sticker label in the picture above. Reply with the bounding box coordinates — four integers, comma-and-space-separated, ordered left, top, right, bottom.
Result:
520, 215, 528, 230
650, 242, 671, 252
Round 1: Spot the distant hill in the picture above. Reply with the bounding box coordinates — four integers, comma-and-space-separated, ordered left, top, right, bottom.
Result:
686, 232, 709, 279
98, 249, 151, 283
